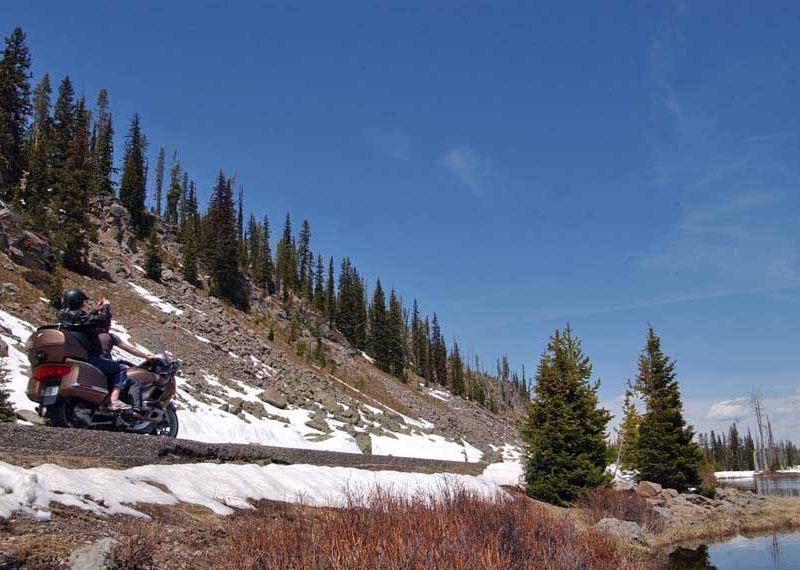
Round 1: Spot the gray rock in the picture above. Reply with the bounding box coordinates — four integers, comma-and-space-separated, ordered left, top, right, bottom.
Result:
661, 488, 679, 499
69, 537, 118, 570
356, 433, 372, 454
2, 282, 19, 293
15, 409, 45, 426
636, 480, 663, 498
594, 518, 645, 545
260, 387, 288, 409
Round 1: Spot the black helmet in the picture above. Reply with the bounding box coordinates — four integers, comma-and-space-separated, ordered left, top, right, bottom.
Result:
62, 289, 89, 310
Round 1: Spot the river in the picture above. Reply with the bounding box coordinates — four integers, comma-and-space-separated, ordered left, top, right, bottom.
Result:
667, 474, 800, 569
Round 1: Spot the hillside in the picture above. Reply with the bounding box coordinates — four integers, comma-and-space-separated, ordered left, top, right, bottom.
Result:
0, 196, 522, 465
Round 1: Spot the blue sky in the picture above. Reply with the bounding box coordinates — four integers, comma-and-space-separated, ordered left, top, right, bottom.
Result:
4, 1, 799, 437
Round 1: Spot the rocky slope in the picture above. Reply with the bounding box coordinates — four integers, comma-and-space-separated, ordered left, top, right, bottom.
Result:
0, 197, 521, 465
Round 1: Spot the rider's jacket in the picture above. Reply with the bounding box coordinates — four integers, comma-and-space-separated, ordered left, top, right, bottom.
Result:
57, 305, 110, 357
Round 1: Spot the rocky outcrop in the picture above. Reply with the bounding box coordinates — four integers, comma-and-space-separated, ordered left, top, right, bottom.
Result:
594, 518, 645, 544
69, 537, 118, 570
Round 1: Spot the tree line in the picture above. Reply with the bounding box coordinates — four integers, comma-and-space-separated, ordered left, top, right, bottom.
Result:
697, 424, 798, 473
0, 26, 527, 413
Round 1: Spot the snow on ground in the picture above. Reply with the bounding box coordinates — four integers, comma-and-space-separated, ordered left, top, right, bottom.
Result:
128, 282, 184, 316
0, 461, 505, 520
361, 351, 376, 364
480, 461, 523, 487
195, 334, 211, 343
176, 375, 361, 454
0, 309, 36, 411
371, 432, 483, 463
715, 470, 758, 479
606, 464, 637, 490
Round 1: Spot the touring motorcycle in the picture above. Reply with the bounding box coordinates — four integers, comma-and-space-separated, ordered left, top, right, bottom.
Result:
24, 325, 180, 437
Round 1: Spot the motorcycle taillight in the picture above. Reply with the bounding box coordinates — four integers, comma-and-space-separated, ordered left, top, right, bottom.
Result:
33, 364, 72, 381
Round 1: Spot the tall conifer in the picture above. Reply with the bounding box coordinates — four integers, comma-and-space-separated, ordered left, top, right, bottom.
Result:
92, 89, 114, 195
153, 146, 165, 215
25, 74, 51, 227
633, 326, 702, 491
0, 27, 31, 197
521, 326, 611, 506
119, 113, 149, 236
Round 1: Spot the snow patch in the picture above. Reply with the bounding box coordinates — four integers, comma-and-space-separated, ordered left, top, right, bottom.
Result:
129, 283, 184, 316
371, 432, 483, 463
0, 461, 505, 520
195, 335, 211, 344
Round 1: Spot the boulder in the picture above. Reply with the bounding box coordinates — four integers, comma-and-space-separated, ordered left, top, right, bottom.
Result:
260, 387, 288, 409
662, 488, 679, 499
9, 230, 54, 271
594, 518, 645, 545
356, 433, 372, 454
15, 409, 46, 426
69, 537, 118, 570
636, 481, 663, 498
2, 282, 19, 293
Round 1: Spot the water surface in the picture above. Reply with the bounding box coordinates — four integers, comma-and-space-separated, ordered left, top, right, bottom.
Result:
722, 474, 800, 497
668, 532, 800, 570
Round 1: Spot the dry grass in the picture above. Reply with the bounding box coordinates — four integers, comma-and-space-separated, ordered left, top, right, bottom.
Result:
111, 524, 162, 570
577, 488, 665, 534
218, 487, 654, 570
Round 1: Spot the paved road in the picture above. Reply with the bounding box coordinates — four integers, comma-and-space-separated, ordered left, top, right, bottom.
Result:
0, 423, 488, 475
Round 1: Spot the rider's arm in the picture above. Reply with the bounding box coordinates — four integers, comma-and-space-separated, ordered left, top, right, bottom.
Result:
116, 337, 154, 360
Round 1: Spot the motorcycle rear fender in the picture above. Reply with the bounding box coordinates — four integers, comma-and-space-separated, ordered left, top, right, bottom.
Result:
28, 359, 108, 405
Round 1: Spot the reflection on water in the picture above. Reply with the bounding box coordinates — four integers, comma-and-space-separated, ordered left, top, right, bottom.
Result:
723, 475, 800, 497
668, 532, 800, 570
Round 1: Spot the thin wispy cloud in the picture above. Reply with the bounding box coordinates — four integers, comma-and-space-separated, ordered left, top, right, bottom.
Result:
363, 127, 411, 160
643, 2, 800, 294
440, 147, 491, 196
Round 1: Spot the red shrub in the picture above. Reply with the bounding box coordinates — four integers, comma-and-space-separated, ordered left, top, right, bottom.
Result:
577, 488, 664, 533
219, 487, 653, 569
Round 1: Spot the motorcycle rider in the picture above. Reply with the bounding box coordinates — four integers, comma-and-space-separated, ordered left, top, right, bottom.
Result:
57, 289, 131, 411
96, 310, 155, 411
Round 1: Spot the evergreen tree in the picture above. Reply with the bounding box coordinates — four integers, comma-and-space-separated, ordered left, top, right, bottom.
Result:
53, 98, 93, 270
449, 339, 465, 395
259, 214, 275, 293
153, 146, 165, 215
181, 229, 198, 285
51, 76, 75, 180
431, 314, 447, 385
92, 89, 114, 195
336, 257, 366, 349
387, 290, 406, 378
617, 380, 642, 470
0, 368, 15, 422
297, 219, 312, 298
521, 326, 612, 506
368, 279, 390, 371
0, 27, 31, 198
206, 171, 243, 306
247, 213, 262, 277
325, 257, 335, 324
633, 326, 702, 491
25, 73, 51, 227
165, 153, 181, 224
119, 113, 149, 236
313, 254, 325, 313
144, 230, 163, 282
276, 213, 298, 295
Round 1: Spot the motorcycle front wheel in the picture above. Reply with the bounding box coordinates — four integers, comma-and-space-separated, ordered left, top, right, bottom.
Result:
151, 407, 179, 438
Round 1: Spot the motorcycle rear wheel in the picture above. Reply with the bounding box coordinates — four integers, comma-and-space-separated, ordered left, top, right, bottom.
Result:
44, 400, 70, 428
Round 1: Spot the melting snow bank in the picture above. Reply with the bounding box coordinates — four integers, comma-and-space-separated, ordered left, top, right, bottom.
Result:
0, 461, 505, 520
128, 282, 184, 316
715, 467, 800, 479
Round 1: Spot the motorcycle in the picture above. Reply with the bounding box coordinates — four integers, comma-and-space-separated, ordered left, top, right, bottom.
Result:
24, 325, 181, 437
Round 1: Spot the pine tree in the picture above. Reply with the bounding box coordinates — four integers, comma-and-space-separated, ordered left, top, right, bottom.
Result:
276, 213, 298, 295
246, 213, 261, 277
51, 77, 75, 181
55, 98, 93, 270
335, 258, 366, 349
617, 380, 642, 470
325, 257, 335, 324
206, 171, 243, 306
633, 326, 702, 491
387, 290, 406, 378
297, 220, 313, 299
144, 230, 163, 282
313, 254, 325, 313
431, 314, 447, 385
0, 367, 15, 422
259, 214, 275, 293
449, 339, 465, 395
119, 113, 149, 236
153, 146, 165, 215
368, 279, 390, 371
92, 89, 114, 195
181, 230, 199, 285
0, 27, 31, 198
25, 73, 51, 227
521, 326, 612, 506
165, 153, 181, 224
